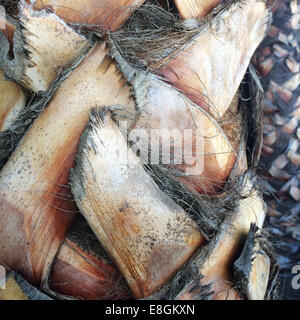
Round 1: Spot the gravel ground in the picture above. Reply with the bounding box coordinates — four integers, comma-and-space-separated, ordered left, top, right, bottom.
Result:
255, 0, 300, 300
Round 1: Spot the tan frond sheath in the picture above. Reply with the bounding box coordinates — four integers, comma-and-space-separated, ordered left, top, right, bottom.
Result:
174, 0, 222, 19
0, 68, 26, 131
48, 238, 130, 300
0, 0, 280, 301
70, 109, 204, 299
159, 0, 270, 119
133, 78, 238, 195
0, 0, 88, 93
175, 175, 268, 300
30, 0, 146, 31
0, 42, 134, 287
111, 47, 241, 195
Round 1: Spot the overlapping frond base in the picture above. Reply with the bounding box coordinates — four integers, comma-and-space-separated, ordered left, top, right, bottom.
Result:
0, 0, 281, 300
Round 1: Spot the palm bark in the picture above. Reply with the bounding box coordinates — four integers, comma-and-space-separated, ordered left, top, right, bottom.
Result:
0, 0, 280, 300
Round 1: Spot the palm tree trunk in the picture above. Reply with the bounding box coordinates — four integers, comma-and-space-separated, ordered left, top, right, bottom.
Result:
0, 0, 281, 300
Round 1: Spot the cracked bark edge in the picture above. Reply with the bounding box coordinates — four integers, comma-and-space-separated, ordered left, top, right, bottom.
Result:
0, 0, 89, 93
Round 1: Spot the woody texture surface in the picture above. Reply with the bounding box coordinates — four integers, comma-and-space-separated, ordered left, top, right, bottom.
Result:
0, 0, 298, 300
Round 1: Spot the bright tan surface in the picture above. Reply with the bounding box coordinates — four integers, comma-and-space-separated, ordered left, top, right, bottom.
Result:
174, 0, 221, 19
133, 75, 237, 194
71, 112, 204, 298
247, 242, 270, 300
19, 1, 88, 92
160, 0, 269, 119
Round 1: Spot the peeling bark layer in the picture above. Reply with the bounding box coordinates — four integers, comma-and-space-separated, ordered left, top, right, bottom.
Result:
0, 1, 88, 93
111, 46, 239, 195
70, 109, 204, 299
0, 42, 135, 287
159, 0, 270, 119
